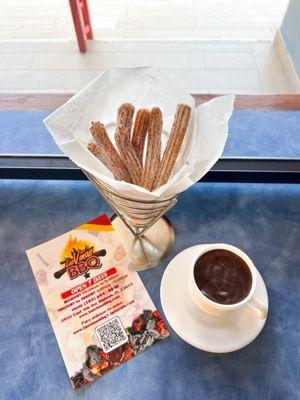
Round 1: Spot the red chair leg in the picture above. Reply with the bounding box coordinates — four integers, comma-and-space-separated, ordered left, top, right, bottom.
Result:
81, 0, 94, 40
69, 0, 94, 52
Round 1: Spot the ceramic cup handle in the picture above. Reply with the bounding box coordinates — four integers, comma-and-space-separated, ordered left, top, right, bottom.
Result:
243, 297, 267, 319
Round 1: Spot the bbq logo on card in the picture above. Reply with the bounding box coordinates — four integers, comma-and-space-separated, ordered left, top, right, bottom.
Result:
54, 235, 106, 280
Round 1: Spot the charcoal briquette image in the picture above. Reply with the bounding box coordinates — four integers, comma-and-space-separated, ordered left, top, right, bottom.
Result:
71, 310, 169, 390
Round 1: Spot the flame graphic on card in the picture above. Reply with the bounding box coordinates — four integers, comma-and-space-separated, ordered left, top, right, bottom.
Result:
54, 235, 106, 280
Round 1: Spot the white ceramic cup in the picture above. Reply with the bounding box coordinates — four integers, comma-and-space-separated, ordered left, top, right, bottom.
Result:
188, 243, 267, 319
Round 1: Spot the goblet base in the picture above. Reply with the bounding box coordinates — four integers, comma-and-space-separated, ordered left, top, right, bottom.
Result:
111, 215, 175, 271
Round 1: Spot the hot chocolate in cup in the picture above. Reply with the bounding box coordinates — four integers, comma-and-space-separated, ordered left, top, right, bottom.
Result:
188, 244, 267, 318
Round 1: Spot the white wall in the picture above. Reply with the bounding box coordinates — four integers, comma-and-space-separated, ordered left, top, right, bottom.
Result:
280, 0, 300, 77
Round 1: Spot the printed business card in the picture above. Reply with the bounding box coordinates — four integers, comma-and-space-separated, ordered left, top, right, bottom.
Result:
26, 214, 169, 390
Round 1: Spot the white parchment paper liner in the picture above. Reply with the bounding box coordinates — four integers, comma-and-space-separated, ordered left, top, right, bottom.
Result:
44, 67, 234, 200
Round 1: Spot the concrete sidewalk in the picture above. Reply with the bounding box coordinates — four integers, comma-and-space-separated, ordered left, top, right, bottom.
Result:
0, 0, 288, 40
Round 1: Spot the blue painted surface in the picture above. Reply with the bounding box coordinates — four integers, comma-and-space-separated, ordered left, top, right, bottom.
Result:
0, 180, 299, 399
1, 109, 300, 157
281, 0, 300, 77
226, 110, 300, 157
0, 110, 60, 155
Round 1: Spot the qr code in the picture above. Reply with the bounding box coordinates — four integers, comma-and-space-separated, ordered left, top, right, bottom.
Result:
94, 316, 128, 353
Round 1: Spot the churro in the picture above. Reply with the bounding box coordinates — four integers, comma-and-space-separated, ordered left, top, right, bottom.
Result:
153, 104, 191, 190
117, 103, 135, 139
131, 108, 150, 165
87, 103, 192, 192
141, 107, 162, 191
115, 126, 143, 185
89, 122, 132, 183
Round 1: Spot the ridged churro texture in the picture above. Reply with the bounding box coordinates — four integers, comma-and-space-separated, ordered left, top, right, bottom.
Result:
89, 122, 132, 183
131, 108, 150, 165
115, 126, 143, 185
87, 103, 191, 192
153, 104, 191, 190
141, 107, 163, 191
117, 103, 135, 139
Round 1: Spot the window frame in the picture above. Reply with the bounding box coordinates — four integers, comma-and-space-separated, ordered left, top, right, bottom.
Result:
0, 94, 299, 184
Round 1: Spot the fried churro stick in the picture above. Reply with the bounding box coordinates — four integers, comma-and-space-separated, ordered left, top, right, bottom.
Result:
140, 107, 162, 191
115, 127, 142, 185
117, 103, 135, 139
88, 142, 111, 170
131, 108, 150, 164
89, 122, 132, 183
153, 104, 191, 190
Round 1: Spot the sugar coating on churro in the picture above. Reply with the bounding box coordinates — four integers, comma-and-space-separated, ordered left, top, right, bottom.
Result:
117, 103, 135, 139
115, 126, 143, 185
131, 108, 150, 165
153, 104, 191, 190
87, 103, 191, 191
141, 107, 162, 191
87, 142, 112, 173
89, 122, 132, 183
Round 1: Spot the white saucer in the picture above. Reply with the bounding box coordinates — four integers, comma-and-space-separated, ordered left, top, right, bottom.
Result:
160, 245, 268, 353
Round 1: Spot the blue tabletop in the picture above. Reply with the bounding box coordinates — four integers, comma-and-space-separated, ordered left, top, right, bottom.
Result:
0, 180, 300, 400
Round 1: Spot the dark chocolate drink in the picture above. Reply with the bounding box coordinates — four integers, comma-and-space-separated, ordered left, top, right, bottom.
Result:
194, 249, 252, 305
